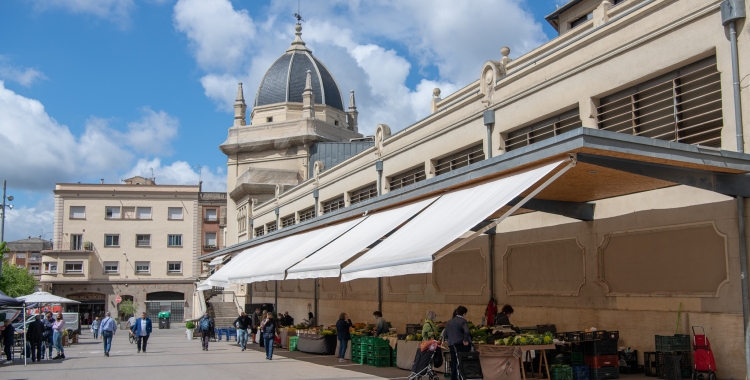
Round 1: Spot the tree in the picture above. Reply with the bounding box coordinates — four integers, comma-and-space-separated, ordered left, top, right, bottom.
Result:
0, 261, 38, 298
119, 300, 139, 317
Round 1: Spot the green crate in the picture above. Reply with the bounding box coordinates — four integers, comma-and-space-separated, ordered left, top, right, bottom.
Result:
352, 335, 364, 345
655, 335, 691, 352
551, 366, 573, 380
367, 356, 391, 367
368, 338, 391, 348
352, 355, 366, 364
572, 352, 584, 366
352, 347, 362, 356
368, 345, 391, 358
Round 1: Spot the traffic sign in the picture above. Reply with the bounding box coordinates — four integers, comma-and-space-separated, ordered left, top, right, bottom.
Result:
115, 295, 122, 304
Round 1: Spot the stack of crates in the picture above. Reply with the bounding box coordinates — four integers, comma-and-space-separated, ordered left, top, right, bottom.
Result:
572, 365, 591, 380
289, 336, 298, 352
583, 334, 620, 380
351, 335, 367, 364
551, 365, 573, 380
366, 337, 392, 367
392, 346, 398, 366
654, 335, 692, 380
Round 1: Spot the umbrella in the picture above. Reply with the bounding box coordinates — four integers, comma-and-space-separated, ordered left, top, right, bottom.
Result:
17, 292, 81, 304
0, 290, 23, 307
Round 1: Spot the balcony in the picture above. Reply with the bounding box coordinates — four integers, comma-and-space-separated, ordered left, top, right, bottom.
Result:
28, 256, 42, 263
203, 217, 219, 223
203, 245, 218, 251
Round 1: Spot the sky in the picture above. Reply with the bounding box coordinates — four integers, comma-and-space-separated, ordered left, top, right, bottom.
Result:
0, 0, 564, 242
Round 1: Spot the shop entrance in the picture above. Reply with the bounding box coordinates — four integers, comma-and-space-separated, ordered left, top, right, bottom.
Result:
66, 293, 106, 325
145, 292, 185, 322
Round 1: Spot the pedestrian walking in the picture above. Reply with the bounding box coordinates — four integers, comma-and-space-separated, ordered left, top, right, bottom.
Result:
444, 305, 471, 379
91, 317, 101, 339
43, 312, 54, 360
26, 315, 45, 363
130, 312, 152, 353
336, 313, 353, 362
52, 312, 66, 360
198, 312, 214, 351
1, 319, 15, 364
259, 312, 279, 360
234, 312, 251, 351
250, 308, 261, 344
100, 312, 117, 357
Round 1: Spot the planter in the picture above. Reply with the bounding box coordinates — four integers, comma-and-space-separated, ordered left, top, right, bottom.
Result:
187, 329, 194, 340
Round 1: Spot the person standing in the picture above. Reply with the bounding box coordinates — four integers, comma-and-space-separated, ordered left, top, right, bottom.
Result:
283, 312, 294, 327
26, 315, 45, 363
373, 311, 388, 336
1, 319, 15, 364
445, 306, 471, 379
259, 312, 278, 360
422, 311, 438, 341
495, 304, 514, 326
43, 312, 54, 360
305, 312, 316, 328
52, 312, 66, 360
336, 313, 353, 363
91, 317, 101, 339
131, 312, 152, 353
250, 308, 261, 344
234, 312, 251, 351
99, 312, 117, 357
198, 312, 214, 351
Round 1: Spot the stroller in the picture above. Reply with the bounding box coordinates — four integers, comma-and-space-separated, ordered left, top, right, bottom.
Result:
409, 340, 444, 380
692, 326, 717, 380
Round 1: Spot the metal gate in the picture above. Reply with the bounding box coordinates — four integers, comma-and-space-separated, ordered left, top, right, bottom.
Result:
145, 301, 184, 323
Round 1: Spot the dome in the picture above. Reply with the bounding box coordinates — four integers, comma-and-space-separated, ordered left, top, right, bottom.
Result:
254, 24, 344, 111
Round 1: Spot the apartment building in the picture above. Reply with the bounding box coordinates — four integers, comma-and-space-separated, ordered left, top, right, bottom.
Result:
198, 192, 227, 275
42, 176, 200, 322
4, 237, 52, 283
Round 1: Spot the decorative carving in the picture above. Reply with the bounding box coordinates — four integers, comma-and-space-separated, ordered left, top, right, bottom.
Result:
433, 248, 486, 296
386, 274, 427, 294
431, 88, 441, 113
480, 47, 512, 99
374, 124, 391, 157
502, 238, 586, 296
313, 160, 325, 178
597, 222, 729, 297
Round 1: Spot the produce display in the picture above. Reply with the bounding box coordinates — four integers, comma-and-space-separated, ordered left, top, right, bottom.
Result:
405, 333, 423, 341
493, 331, 554, 346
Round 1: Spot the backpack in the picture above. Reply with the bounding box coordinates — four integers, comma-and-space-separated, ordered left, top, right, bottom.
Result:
200, 317, 211, 331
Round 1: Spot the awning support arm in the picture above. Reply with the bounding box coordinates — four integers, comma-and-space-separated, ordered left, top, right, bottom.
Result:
576, 153, 750, 197
507, 197, 595, 221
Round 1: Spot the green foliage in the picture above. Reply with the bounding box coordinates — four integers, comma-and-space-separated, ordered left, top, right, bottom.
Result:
0, 260, 38, 298
185, 321, 195, 329
119, 300, 138, 316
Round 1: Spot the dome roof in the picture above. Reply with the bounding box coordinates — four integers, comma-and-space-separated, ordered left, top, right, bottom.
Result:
254, 24, 344, 111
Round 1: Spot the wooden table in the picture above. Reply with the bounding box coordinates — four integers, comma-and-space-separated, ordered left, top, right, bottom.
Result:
519, 344, 555, 380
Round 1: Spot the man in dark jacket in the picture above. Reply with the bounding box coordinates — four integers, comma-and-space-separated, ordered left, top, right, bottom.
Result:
335, 313, 352, 362
1, 319, 15, 364
198, 313, 214, 351
130, 312, 153, 353
444, 305, 471, 379
234, 312, 252, 351
282, 312, 294, 327
26, 315, 46, 362
250, 308, 261, 344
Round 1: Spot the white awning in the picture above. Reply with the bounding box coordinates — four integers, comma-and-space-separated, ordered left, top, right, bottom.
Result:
209, 255, 227, 266
340, 160, 570, 282
196, 282, 212, 291
202, 240, 283, 287
286, 197, 438, 280
228, 218, 363, 284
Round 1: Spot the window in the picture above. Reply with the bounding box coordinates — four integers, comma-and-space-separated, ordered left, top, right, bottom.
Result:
504, 108, 582, 152
43, 262, 57, 274
104, 234, 120, 247
64, 261, 83, 274
237, 205, 248, 234
136, 234, 151, 247
168, 207, 183, 220
389, 166, 427, 191
135, 261, 150, 274
205, 208, 217, 222
105, 206, 120, 219
136, 207, 152, 219
350, 184, 377, 205
16, 253, 26, 259
334, 120, 339, 126
254, 226, 265, 237
205, 233, 217, 247
168, 234, 182, 247
70, 234, 83, 250
123, 206, 136, 219
323, 196, 345, 214
281, 214, 296, 228
29, 265, 40, 274
570, 12, 593, 29
597, 56, 722, 148
266, 116, 273, 123
298, 207, 315, 222
70, 206, 85, 219
103, 261, 119, 274
266, 222, 277, 233
435, 144, 485, 175
168, 262, 182, 273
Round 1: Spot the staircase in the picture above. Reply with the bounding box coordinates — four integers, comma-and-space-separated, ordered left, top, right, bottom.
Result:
207, 297, 239, 328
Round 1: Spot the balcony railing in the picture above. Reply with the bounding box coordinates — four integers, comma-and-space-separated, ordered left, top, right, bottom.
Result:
203, 245, 218, 251
203, 217, 219, 223
28, 257, 42, 263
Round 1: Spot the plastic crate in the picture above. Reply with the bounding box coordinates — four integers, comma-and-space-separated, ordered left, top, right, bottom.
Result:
352, 355, 366, 364
557, 333, 568, 341
583, 339, 618, 356
663, 355, 682, 380
655, 335, 690, 352
289, 336, 298, 352
572, 352, 585, 366
567, 332, 583, 342
551, 366, 573, 380
368, 345, 391, 358
582, 332, 596, 341
590, 367, 620, 380
644, 352, 658, 377
352, 335, 364, 345
573, 365, 590, 380
369, 338, 391, 348
584, 355, 619, 368
594, 331, 609, 340
608, 331, 619, 341
368, 356, 391, 367
538, 324, 557, 335
352, 347, 362, 356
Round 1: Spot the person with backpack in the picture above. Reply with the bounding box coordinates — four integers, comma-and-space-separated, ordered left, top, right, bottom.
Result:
259, 312, 279, 360
198, 312, 214, 351
445, 306, 471, 379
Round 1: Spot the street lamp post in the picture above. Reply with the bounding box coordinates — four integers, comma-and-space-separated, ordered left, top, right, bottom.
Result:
0, 180, 14, 277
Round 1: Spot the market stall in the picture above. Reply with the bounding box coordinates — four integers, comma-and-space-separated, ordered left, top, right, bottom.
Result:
279, 328, 297, 349
296, 331, 337, 355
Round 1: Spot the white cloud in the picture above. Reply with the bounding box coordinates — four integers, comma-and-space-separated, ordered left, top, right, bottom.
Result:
122, 108, 179, 155
30, 0, 135, 26
3, 196, 55, 243
173, 0, 546, 135
122, 158, 226, 192
0, 57, 47, 87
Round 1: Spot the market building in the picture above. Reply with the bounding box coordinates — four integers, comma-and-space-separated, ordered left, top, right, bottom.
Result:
200, 0, 750, 378
42, 176, 201, 322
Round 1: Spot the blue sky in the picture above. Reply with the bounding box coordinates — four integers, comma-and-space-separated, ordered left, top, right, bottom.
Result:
0, 0, 563, 242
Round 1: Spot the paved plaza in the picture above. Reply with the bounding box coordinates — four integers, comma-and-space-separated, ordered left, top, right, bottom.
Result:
0, 326, 401, 380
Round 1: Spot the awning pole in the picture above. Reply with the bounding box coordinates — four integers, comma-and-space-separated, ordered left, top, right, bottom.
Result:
737, 196, 750, 378
313, 278, 318, 324
274, 281, 278, 316
23, 302, 26, 366
488, 228, 496, 299
377, 278, 382, 314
